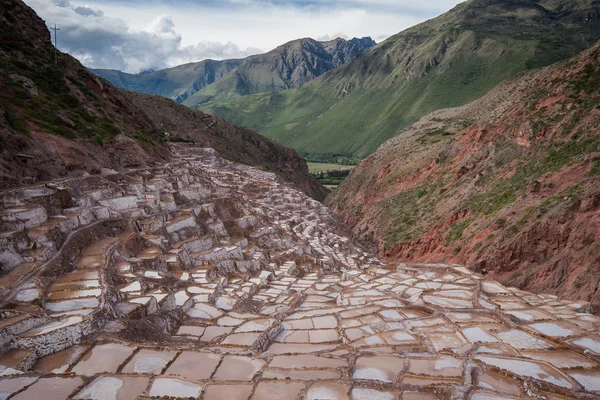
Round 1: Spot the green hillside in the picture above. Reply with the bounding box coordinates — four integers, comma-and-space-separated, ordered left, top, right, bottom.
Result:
193, 0, 600, 158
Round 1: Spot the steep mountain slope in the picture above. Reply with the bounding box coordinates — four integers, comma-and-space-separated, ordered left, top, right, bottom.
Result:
92, 37, 375, 107
328, 41, 600, 307
183, 37, 376, 109
209, 0, 600, 159
0, 0, 327, 200
91, 59, 244, 103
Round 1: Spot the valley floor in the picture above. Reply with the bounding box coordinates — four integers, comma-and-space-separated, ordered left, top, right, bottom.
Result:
0, 146, 598, 399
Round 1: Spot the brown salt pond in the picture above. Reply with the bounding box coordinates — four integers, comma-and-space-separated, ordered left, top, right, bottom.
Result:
306, 381, 349, 400
253, 380, 305, 400
175, 324, 205, 337
10, 376, 84, 400
32, 344, 89, 373
407, 356, 463, 377
165, 351, 221, 380
221, 332, 261, 346
71, 343, 136, 375
0, 349, 28, 371
73, 375, 149, 400
268, 354, 347, 369
263, 369, 341, 380
121, 349, 177, 374
476, 369, 523, 396
353, 355, 404, 383
0, 376, 38, 399
148, 377, 202, 398
520, 350, 598, 369
200, 326, 233, 342
203, 383, 253, 400
212, 355, 265, 381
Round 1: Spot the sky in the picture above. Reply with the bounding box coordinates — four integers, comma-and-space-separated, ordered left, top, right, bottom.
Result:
25, 0, 464, 74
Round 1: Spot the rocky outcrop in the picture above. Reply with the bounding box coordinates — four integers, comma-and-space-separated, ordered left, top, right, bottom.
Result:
328, 41, 600, 308
255, 37, 377, 91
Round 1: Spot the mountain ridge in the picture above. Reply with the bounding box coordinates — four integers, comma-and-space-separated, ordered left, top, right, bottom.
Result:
200, 0, 600, 158
90, 58, 245, 103
92, 36, 376, 105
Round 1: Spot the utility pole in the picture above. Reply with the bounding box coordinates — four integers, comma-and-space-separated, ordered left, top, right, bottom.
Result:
51, 24, 60, 64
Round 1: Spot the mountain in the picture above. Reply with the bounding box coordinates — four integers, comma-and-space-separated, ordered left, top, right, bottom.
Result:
0, 0, 327, 200
327, 41, 600, 307
90, 59, 244, 103
183, 37, 376, 108
91, 37, 375, 106
203, 0, 600, 159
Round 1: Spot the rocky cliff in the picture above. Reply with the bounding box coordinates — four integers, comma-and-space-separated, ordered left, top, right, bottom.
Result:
0, 0, 326, 200
328, 42, 600, 308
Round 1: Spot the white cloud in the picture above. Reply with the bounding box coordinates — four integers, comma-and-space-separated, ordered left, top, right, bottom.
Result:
24, 0, 463, 73
317, 33, 349, 41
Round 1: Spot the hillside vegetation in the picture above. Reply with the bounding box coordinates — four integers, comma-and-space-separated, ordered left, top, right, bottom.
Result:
328, 41, 600, 308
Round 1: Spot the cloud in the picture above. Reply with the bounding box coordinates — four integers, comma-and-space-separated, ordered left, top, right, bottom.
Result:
26, 0, 266, 73
24, 0, 463, 73
317, 33, 349, 41
73, 5, 103, 17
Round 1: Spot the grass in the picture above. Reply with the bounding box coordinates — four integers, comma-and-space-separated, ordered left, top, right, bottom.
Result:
4, 105, 29, 134
0, 39, 165, 149
446, 219, 472, 243
307, 163, 355, 174
590, 157, 600, 176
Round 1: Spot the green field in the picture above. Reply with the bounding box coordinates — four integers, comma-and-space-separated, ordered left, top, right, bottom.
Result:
307, 163, 355, 173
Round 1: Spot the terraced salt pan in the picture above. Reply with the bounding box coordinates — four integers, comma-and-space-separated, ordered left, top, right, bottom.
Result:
527, 321, 582, 338
474, 355, 573, 388
122, 349, 177, 374
353, 355, 404, 382
73, 376, 149, 400
520, 350, 598, 369
2, 146, 600, 399
212, 355, 265, 381
32, 345, 88, 373
495, 329, 554, 350
567, 336, 600, 353
186, 303, 223, 319
149, 377, 201, 398
71, 344, 135, 376
461, 327, 498, 343
11, 377, 84, 400
568, 370, 600, 392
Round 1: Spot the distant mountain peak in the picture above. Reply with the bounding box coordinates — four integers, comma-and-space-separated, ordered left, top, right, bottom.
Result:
92, 36, 375, 106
